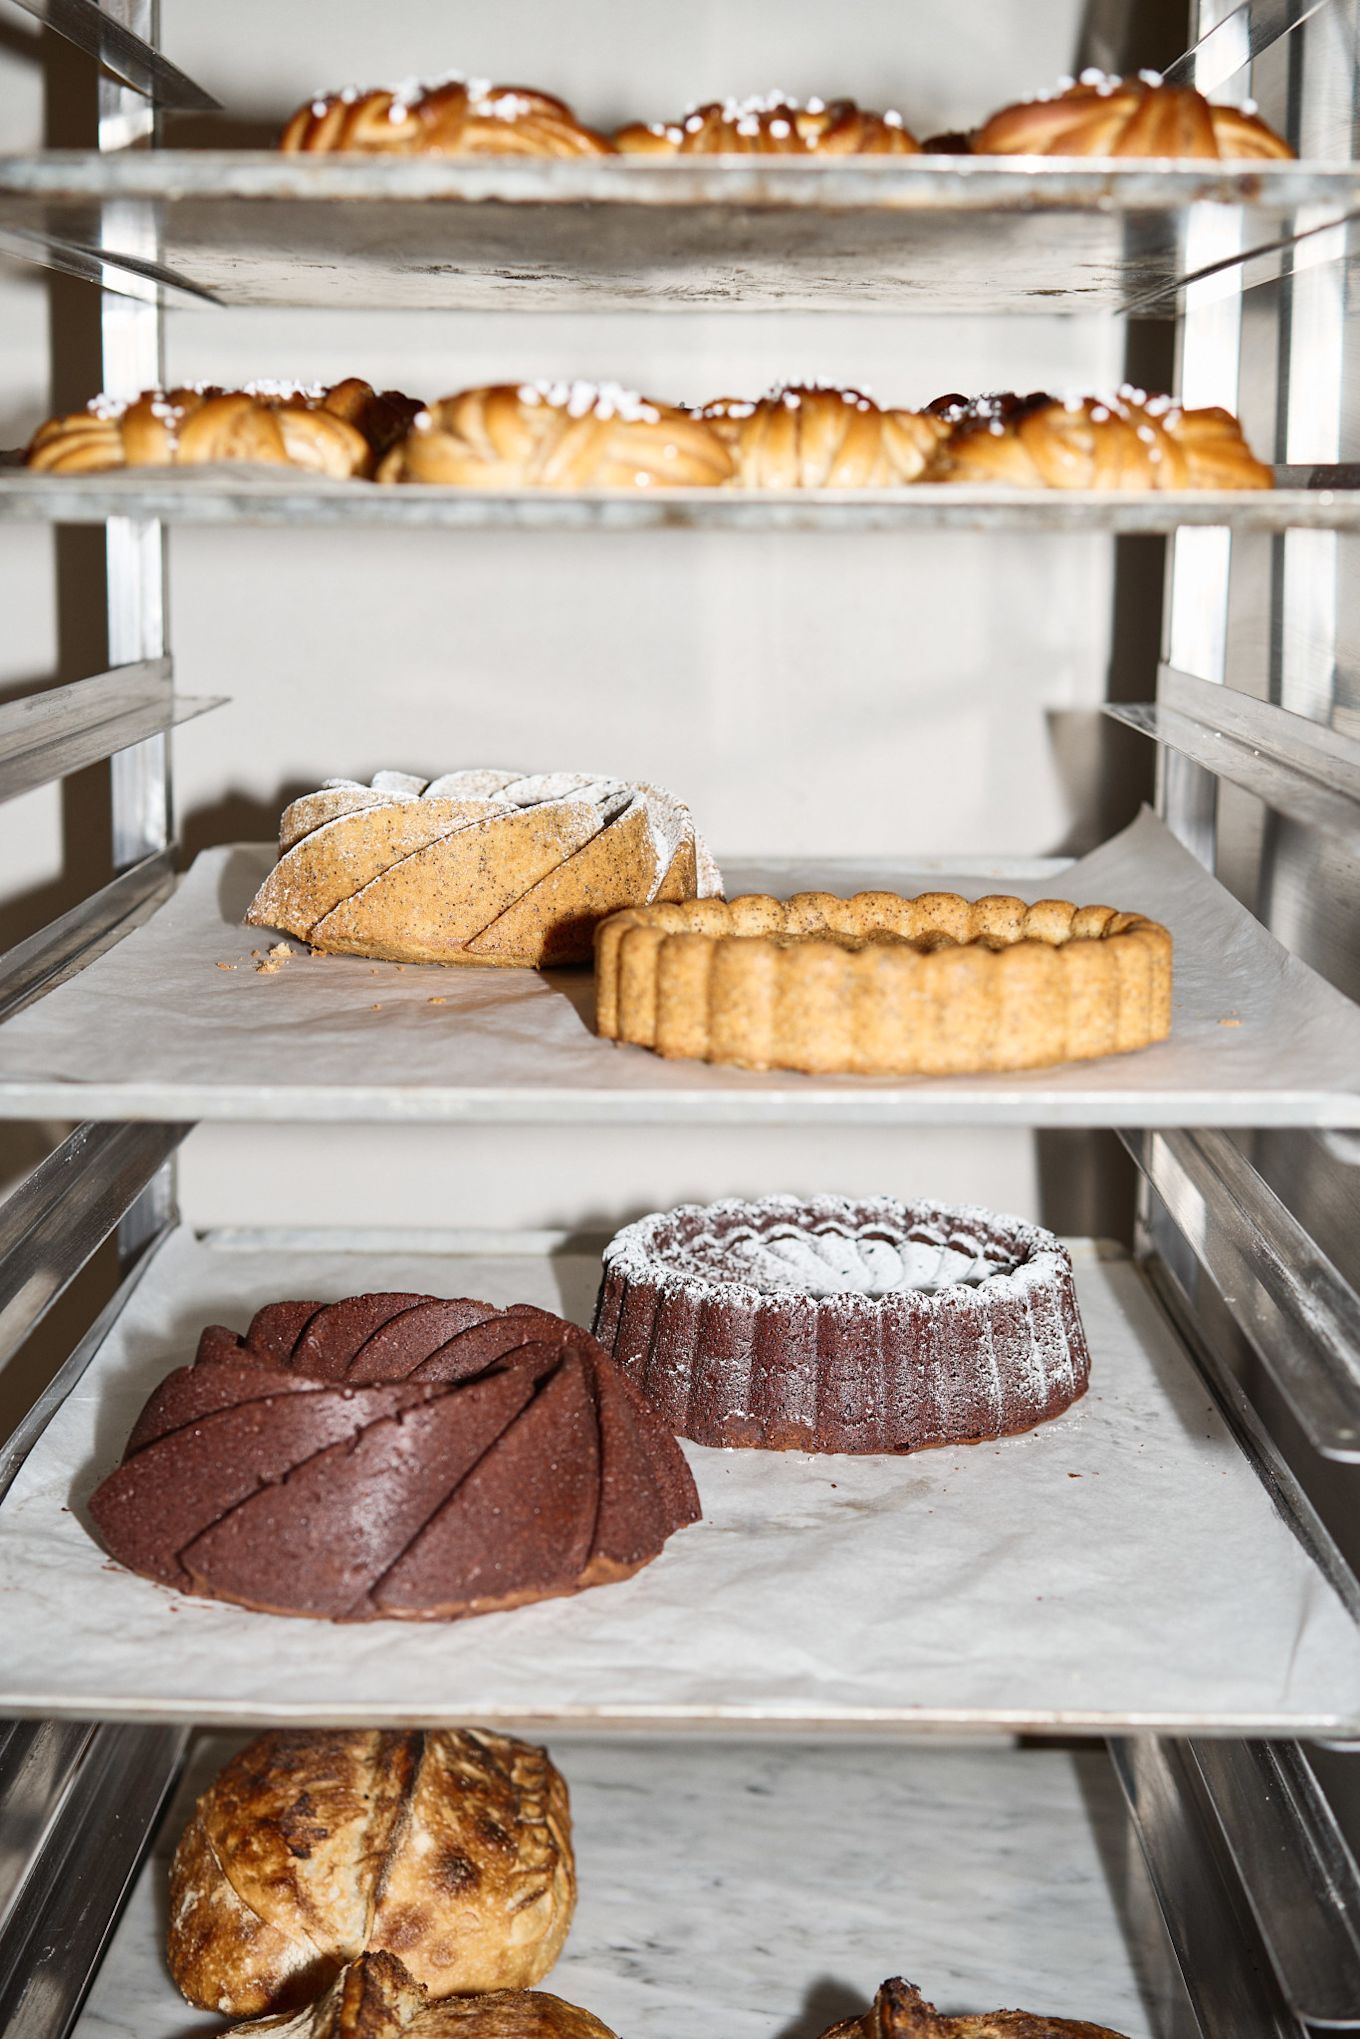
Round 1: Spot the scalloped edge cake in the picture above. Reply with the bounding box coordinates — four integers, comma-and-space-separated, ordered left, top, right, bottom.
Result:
593, 1194, 1091, 1453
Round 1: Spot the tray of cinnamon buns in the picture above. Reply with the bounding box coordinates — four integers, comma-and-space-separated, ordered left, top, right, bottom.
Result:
8, 373, 1357, 528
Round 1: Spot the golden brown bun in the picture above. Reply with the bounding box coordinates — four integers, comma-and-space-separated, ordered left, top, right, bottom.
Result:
702, 386, 950, 487
926, 391, 1272, 490
281, 78, 612, 157
168, 1730, 575, 2017
23, 381, 417, 479
819, 1980, 1133, 2039
246, 769, 722, 967
973, 74, 1293, 158
223, 1954, 619, 2039
616, 95, 920, 154
378, 383, 734, 489
595, 890, 1172, 1074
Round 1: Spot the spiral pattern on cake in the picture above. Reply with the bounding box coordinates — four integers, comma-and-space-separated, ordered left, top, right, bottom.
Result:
89, 1294, 700, 1620
593, 1195, 1091, 1453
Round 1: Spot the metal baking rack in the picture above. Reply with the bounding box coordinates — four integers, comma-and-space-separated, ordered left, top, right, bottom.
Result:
3, 3, 1360, 2039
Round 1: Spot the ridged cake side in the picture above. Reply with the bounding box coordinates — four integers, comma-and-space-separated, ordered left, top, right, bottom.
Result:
593, 1194, 1091, 1454
594, 892, 1171, 1073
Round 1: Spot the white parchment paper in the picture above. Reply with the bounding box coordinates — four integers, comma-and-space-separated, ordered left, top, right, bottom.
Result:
0, 807, 1356, 1125
1, 1226, 1356, 1732
76, 1738, 1178, 2039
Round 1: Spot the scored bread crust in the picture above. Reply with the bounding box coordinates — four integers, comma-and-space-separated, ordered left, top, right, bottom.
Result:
925, 391, 1273, 490
819, 1979, 1133, 2039
221, 1952, 621, 2039
168, 1730, 575, 2017
701, 387, 950, 487
595, 891, 1172, 1074
24, 380, 417, 479
246, 770, 721, 966
378, 384, 734, 489
615, 96, 920, 154
280, 78, 612, 156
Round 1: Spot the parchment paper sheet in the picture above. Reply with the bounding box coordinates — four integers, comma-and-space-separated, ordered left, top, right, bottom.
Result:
75, 1738, 1178, 2039
2, 1226, 1356, 1731
0, 807, 1356, 1124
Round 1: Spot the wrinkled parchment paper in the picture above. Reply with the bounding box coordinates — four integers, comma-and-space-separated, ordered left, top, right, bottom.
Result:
1, 1227, 1355, 1731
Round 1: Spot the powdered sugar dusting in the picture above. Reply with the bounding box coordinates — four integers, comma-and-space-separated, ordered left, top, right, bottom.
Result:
595, 1195, 1090, 1455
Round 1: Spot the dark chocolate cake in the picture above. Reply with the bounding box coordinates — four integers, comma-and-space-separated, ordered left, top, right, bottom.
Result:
593, 1195, 1090, 1453
89, 1294, 700, 1620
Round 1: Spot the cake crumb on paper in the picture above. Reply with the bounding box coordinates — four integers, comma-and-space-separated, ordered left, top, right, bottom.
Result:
253, 943, 297, 976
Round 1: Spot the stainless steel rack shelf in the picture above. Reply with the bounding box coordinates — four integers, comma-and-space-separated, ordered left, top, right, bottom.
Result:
2, 1223, 1357, 1737
0, 152, 1355, 312
0, 821, 1354, 1130
0, 465, 1353, 531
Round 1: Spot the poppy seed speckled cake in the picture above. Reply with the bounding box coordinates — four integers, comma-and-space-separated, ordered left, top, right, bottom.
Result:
593, 1195, 1091, 1454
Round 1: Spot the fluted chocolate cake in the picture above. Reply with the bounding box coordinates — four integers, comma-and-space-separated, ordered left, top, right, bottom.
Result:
594, 1195, 1090, 1453
89, 1294, 700, 1620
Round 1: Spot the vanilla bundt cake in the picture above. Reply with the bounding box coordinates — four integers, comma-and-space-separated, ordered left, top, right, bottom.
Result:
818, 1979, 1132, 2039
595, 889, 1172, 1074
972, 70, 1293, 158
615, 93, 919, 154
594, 1195, 1091, 1452
88, 1295, 701, 1620
170, 1730, 575, 2013
246, 769, 721, 966
378, 383, 735, 489
280, 74, 612, 156
25, 380, 419, 479
223, 1955, 621, 2039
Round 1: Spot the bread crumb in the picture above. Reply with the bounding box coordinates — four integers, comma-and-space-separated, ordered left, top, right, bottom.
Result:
215, 961, 236, 971
372, 1003, 383, 1011
1218, 1017, 1242, 1027
254, 943, 296, 975
428, 996, 448, 1005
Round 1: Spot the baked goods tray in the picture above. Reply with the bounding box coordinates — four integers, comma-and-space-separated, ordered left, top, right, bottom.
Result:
0, 808, 1356, 1129
0, 151, 1356, 313
73, 1736, 1184, 2039
0, 463, 1354, 533
3, 1222, 1358, 1734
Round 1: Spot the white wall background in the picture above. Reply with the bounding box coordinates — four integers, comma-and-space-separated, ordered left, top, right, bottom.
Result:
2, 0, 1137, 1237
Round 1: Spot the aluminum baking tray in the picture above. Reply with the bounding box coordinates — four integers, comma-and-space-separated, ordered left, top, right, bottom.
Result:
0, 810, 1356, 1129
72, 1735, 1187, 2039
0, 152, 1357, 312
0, 464, 1355, 534
1, 1224, 1357, 1735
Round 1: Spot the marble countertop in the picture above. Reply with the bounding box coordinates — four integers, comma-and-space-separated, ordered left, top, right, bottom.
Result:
76, 1736, 1192, 2039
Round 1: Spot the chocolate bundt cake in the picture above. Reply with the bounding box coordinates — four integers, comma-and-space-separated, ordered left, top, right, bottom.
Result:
594, 1195, 1090, 1453
89, 1294, 700, 1620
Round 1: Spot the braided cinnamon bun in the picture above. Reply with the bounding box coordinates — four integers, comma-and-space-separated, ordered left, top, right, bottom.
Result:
926, 388, 1273, 490
974, 71, 1293, 159
378, 382, 734, 489
281, 74, 611, 156
702, 385, 949, 487
616, 92, 920, 155
25, 380, 415, 479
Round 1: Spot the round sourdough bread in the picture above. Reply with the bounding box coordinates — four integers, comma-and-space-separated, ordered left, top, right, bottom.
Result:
168, 1732, 574, 2014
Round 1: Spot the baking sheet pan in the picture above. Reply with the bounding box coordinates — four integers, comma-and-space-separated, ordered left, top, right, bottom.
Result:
1, 1225, 1356, 1733
73, 1736, 1183, 2039
0, 808, 1356, 1127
